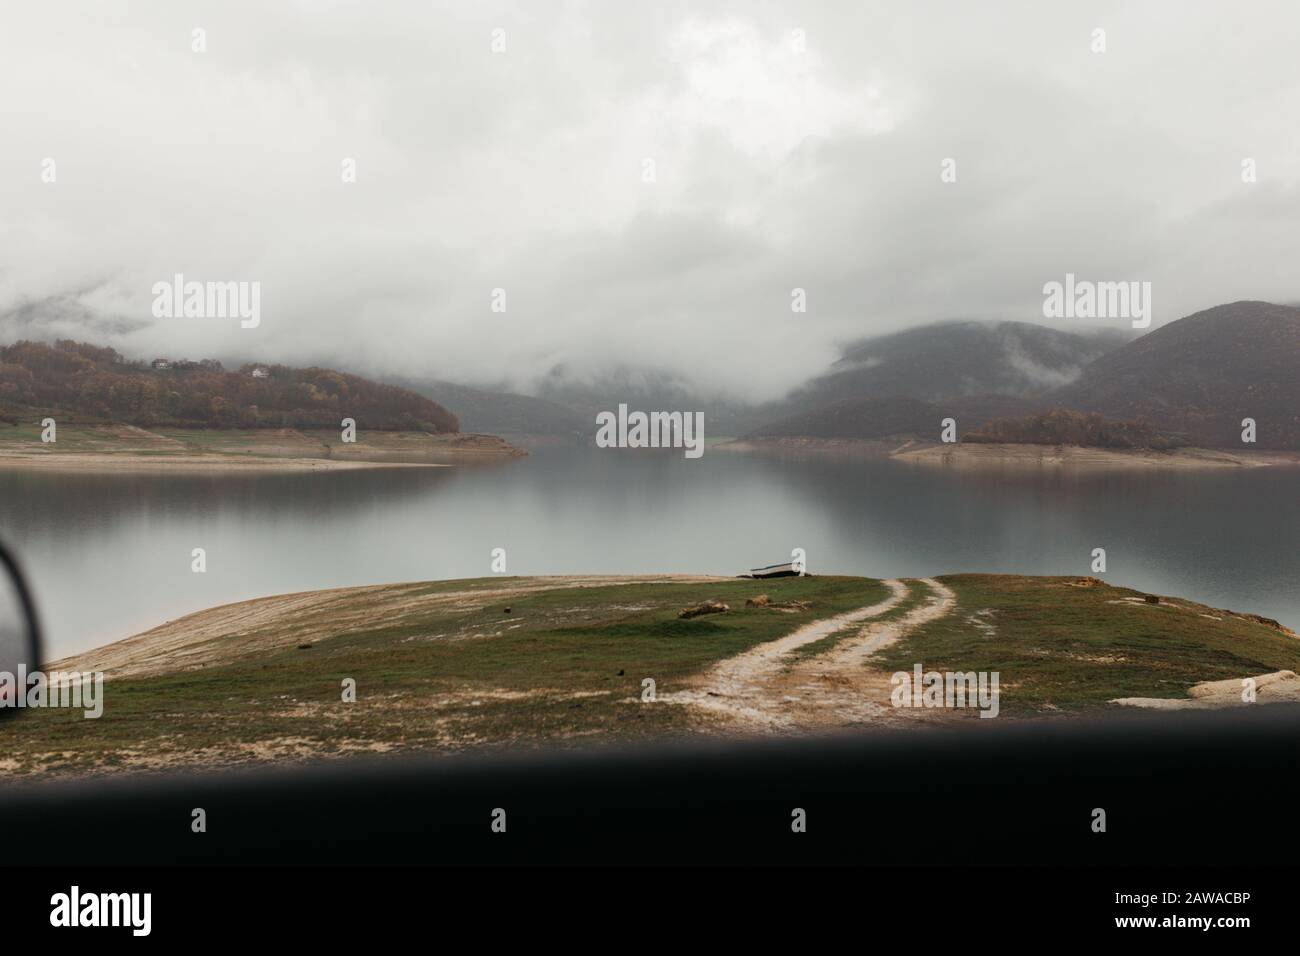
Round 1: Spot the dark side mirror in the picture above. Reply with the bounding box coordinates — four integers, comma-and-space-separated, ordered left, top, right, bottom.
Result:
0, 539, 43, 718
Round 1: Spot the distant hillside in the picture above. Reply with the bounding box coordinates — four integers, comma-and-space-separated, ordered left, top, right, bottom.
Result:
403, 369, 758, 439
747, 304, 1300, 450
747, 394, 1041, 441
749, 396, 941, 440
1048, 301, 1300, 449
787, 321, 1127, 409
0, 340, 458, 432
535, 368, 761, 438
516, 324, 1107, 441
391, 321, 1127, 442
741, 320, 1125, 438
403, 379, 586, 437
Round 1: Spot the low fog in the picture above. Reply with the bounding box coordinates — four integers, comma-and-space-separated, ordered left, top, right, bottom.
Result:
2, 1, 1299, 402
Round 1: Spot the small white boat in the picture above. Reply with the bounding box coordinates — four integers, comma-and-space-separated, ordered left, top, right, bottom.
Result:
747, 562, 802, 579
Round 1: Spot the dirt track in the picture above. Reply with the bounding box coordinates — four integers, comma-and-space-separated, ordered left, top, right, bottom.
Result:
663, 578, 957, 731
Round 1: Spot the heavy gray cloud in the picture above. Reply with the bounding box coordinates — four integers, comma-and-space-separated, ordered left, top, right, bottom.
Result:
2, 0, 1298, 402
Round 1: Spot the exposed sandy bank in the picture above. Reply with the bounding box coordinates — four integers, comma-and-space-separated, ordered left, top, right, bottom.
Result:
894, 442, 1300, 468
0, 451, 445, 473
1111, 670, 1300, 709
722, 437, 1300, 469
0, 425, 524, 472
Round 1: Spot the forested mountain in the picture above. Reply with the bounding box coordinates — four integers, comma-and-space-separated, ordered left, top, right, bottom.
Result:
15, 300, 1296, 450
1046, 301, 1300, 449
0, 340, 458, 432
787, 321, 1128, 408
746, 303, 1300, 450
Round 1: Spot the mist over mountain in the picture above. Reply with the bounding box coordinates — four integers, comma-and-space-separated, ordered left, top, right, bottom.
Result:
426, 319, 1120, 438
777, 321, 1131, 411
402, 320, 1121, 439
1047, 301, 1300, 449
401, 379, 587, 438
746, 302, 1300, 450
732, 320, 1126, 437
6, 5, 1300, 402
532, 367, 761, 439
6, 303, 1297, 451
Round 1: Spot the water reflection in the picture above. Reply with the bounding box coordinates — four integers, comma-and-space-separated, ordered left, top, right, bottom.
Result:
0, 449, 1295, 658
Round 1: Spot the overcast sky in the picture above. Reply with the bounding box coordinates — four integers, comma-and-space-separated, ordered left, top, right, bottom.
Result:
2, 1, 1298, 402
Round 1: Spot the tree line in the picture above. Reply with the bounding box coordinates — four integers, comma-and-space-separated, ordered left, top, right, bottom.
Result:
964, 408, 1184, 449
0, 340, 458, 432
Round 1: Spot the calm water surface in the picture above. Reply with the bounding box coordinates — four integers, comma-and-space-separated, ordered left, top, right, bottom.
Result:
1, 448, 1296, 659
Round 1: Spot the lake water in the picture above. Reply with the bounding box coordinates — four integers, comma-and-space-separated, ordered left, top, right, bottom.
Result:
1, 448, 1297, 660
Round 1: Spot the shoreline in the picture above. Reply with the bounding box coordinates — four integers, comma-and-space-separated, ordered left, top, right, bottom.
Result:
0, 425, 524, 472
719, 437, 1300, 469
0, 451, 449, 473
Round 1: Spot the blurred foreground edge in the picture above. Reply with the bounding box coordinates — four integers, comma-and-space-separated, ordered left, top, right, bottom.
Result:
1, 704, 1296, 866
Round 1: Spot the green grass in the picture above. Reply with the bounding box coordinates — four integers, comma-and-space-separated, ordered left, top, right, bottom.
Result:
0, 421, 235, 455
0, 576, 883, 775
4, 573, 1297, 777
871, 575, 1300, 715
0, 421, 127, 450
